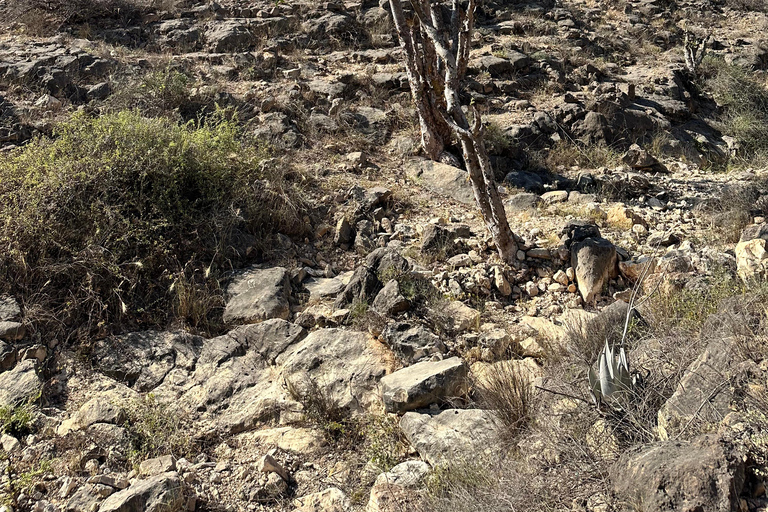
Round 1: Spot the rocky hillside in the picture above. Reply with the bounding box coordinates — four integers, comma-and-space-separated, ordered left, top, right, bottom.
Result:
1, 0, 768, 510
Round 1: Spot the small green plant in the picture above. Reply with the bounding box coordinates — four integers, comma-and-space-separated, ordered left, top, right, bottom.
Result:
0, 397, 36, 438
484, 122, 512, 154
350, 298, 369, 320
124, 393, 194, 468
362, 415, 408, 472
285, 375, 361, 445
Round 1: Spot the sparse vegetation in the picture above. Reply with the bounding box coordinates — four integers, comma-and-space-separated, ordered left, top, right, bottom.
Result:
703, 56, 768, 167
477, 361, 535, 442
124, 393, 195, 467
0, 110, 308, 339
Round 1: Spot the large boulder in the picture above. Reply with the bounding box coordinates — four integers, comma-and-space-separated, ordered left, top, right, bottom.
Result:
371, 280, 410, 316
657, 338, 740, 440
223, 267, 291, 324
98, 471, 186, 512
611, 435, 745, 512
205, 21, 255, 52
279, 328, 390, 414
91, 331, 203, 392
571, 237, 618, 303
400, 409, 499, 466
405, 158, 475, 205
334, 248, 409, 309
381, 322, 445, 363
0, 359, 41, 407
380, 357, 468, 413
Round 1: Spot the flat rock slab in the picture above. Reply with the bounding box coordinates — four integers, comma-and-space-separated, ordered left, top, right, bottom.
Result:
91, 331, 203, 392
405, 158, 474, 205
612, 435, 744, 512
400, 408, 499, 466
223, 267, 291, 324
279, 328, 390, 414
98, 471, 185, 512
304, 271, 353, 302
381, 322, 445, 363
380, 357, 468, 413
657, 338, 739, 440
0, 359, 41, 407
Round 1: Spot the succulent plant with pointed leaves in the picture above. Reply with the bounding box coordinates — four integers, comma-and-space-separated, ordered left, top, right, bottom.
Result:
589, 340, 633, 404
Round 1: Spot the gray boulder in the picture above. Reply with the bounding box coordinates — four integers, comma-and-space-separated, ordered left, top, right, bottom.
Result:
400, 408, 499, 466
223, 267, 291, 324
380, 357, 468, 413
92, 331, 203, 392
334, 248, 409, 309
657, 338, 739, 440
0, 296, 21, 322
0, 359, 41, 406
206, 21, 255, 52
0, 321, 25, 341
371, 280, 410, 316
405, 158, 475, 205
381, 322, 445, 363
279, 328, 389, 414
571, 237, 618, 303
98, 471, 186, 512
611, 435, 744, 512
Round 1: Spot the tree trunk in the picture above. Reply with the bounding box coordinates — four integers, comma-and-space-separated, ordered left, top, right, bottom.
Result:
388, 0, 519, 262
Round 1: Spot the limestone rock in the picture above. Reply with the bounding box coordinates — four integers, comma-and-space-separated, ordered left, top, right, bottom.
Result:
371, 280, 410, 316
441, 302, 480, 333
279, 328, 389, 414
736, 238, 768, 282
91, 331, 203, 392
98, 471, 186, 512
611, 435, 744, 512
223, 267, 291, 324
405, 158, 474, 205
380, 357, 468, 413
206, 20, 254, 52
294, 487, 350, 512
0, 321, 24, 341
381, 322, 445, 363
139, 455, 176, 477
0, 359, 41, 407
400, 409, 499, 466
657, 338, 740, 440
571, 237, 618, 303
0, 296, 21, 322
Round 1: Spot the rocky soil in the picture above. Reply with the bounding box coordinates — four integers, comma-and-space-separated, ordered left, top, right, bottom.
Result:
1, 0, 768, 510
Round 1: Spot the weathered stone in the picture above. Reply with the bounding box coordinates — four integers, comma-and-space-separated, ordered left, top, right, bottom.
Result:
493, 266, 512, 296
736, 238, 768, 282
0, 321, 25, 341
657, 338, 740, 440
405, 159, 474, 205
371, 280, 410, 316
206, 21, 255, 52
611, 435, 744, 512
98, 472, 185, 512
0, 296, 21, 322
92, 331, 202, 391
619, 257, 657, 282
58, 394, 128, 435
607, 205, 648, 228
223, 267, 291, 324
293, 487, 350, 512
334, 248, 409, 309
139, 455, 176, 477
541, 190, 568, 204
571, 237, 617, 303
334, 217, 353, 246
441, 302, 480, 332
622, 143, 662, 170
0, 359, 41, 406
374, 460, 430, 487
279, 328, 389, 414
381, 322, 445, 363
380, 357, 468, 413
400, 409, 499, 466
258, 453, 289, 482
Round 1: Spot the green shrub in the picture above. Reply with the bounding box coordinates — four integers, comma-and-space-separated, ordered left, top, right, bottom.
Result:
0, 110, 307, 339
0, 398, 36, 438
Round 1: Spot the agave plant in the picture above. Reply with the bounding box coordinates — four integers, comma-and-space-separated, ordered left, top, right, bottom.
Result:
589, 340, 633, 404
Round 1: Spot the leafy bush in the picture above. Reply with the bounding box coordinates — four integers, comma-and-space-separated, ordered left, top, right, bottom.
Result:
0, 110, 307, 339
